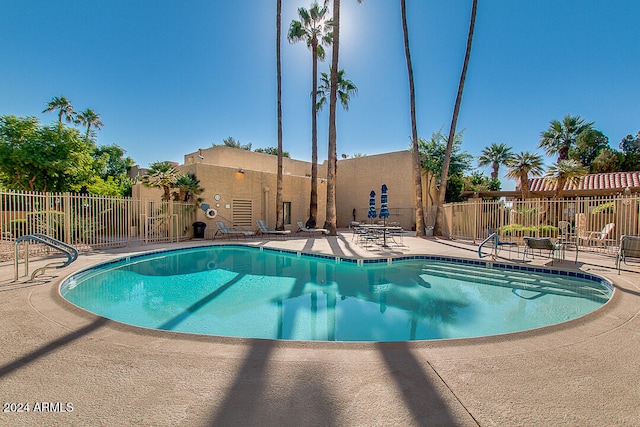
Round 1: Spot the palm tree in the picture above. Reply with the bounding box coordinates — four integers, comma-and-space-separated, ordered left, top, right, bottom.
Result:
173, 173, 204, 204
275, 0, 285, 230
324, 0, 362, 235
505, 151, 545, 200
316, 69, 358, 111
434, 0, 478, 236
288, 1, 332, 227
477, 143, 514, 180
544, 159, 588, 200
141, 161, 179, 201
75, 108, 104, 140
43, 96, 75, 124
401, 0, 425, 237
539, 114, 593, 162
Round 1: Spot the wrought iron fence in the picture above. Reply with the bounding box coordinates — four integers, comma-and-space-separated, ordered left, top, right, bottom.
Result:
1, 189, 197, 261
444, 194, 640, 254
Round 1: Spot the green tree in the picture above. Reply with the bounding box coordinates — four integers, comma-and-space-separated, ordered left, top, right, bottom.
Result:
43, 96, 76, 124
216, 136, 252, 151
505, 151, 545, 200
418, 130, 472, 203
75, 108, 104, 141
539, 114, 593, 162
591, 147, 624, 173
0, 116, 94, 192
173, 173, 204, 204
254, 147, 290, 157
89, 144, 135, 196
141, 161, 180, 201
620, 131, 640, 171
317, 69, 358, 111
324, 0, 363, 235
435, 0, 478, 236
289, 1, 332, 227
477, 142, 514, 180
544, 159, 588, 200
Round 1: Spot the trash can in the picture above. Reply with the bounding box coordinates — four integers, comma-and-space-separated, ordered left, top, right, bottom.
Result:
425, 226, 434, 237
193, 221, 207, 239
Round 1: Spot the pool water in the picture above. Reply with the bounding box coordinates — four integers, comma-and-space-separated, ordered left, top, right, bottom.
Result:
60, 246, 612, 342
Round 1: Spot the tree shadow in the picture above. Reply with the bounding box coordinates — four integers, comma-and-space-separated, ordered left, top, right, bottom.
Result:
375, 342, 473, 426
0, 317, 109, 379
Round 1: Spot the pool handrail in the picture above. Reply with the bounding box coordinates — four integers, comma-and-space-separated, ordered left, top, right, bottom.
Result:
478, 232, 517, 259
14, 233, 79, 280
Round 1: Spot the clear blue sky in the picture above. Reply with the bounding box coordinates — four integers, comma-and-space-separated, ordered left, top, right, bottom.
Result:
2, 1, 639, 190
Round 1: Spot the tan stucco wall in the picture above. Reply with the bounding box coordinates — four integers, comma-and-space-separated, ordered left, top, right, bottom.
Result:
177, 163, 327, 232
135, 147, 436, 233
335, 151, 417, 229
184, 146, 328, 179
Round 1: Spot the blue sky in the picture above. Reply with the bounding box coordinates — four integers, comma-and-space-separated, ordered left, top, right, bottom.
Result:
2, 1, 639, 190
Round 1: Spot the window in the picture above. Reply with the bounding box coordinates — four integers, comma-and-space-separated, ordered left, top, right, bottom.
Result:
283, 202, 291, 225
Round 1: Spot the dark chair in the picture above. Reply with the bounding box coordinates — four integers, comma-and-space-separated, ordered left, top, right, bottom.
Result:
523, 237, 563, 264
617, 235, 640, 274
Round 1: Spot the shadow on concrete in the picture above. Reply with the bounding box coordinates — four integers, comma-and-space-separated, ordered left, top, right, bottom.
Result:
376, 342, 475, 426
0, 317, 109, 379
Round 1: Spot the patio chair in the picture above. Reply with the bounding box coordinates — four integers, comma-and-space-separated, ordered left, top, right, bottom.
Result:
256, 219, 291, 239
214, 221, 254, 239
295, 221, 329, 237
616, 235, 640, 274
578, 222, 615, 248
523, 237, 563, 264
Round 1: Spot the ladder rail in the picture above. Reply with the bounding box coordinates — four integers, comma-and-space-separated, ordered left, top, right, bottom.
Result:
14, 234, 79, 280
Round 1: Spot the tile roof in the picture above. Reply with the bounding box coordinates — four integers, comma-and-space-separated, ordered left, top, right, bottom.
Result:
526, 171, 640, 193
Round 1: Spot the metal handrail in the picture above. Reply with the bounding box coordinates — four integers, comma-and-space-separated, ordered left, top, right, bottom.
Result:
14, 234, 79, 280
478, 232, 518, 260
478, 233, 498, 258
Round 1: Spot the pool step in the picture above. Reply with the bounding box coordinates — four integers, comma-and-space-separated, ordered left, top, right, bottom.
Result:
420, 262, 609, 301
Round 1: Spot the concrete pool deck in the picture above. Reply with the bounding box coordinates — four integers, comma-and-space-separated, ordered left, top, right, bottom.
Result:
1, 233, 639, 426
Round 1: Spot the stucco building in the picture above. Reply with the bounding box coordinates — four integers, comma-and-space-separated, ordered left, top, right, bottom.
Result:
133, 146, 435, 232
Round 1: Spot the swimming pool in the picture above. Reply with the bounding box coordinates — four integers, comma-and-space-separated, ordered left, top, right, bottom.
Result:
60, 245, 613, 342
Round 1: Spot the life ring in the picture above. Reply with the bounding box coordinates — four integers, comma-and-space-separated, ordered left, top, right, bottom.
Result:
205, 208, 218, 219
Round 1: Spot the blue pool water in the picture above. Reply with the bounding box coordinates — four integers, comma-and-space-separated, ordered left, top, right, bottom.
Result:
60, 245, 613, 342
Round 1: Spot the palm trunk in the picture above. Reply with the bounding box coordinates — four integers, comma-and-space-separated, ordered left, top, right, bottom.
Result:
520, 173, 530, 199
310, 37, 319, 225
324, 0, 340, 235
275, 0, 284, 230
401, 0, 426, 237
434, 0, 477, 236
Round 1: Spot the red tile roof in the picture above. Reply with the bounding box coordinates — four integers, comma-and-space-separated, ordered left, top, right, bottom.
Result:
526, 171, 640, 193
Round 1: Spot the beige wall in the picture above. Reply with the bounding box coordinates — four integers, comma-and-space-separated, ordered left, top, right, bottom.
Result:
135, 147, 436, 232
184, 146, 328, 179
336, 151, 419, 229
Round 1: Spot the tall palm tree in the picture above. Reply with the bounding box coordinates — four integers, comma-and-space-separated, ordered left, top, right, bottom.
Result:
324, 0, 362, 235
539, 114, 593, 162
434, 0, 478, 236
75, 108, 104, 140
43, 96, 75, 124
401, 0, 425, 237
141, 161, 179, 201
505, 151, 545, 200
288, 1, 332, 227
316, 69, 358, 111
544, 159, 588, 200
275, 0, 285, 230
477, 142, 514, 180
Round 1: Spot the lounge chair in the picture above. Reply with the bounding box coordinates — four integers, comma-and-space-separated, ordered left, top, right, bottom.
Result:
523, 237, 563, 264
616, 235, 640, 274
214, 221, 254, 239
256, 219, 291, 239
295, 221, 329, 236
578, 222, 615, 248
